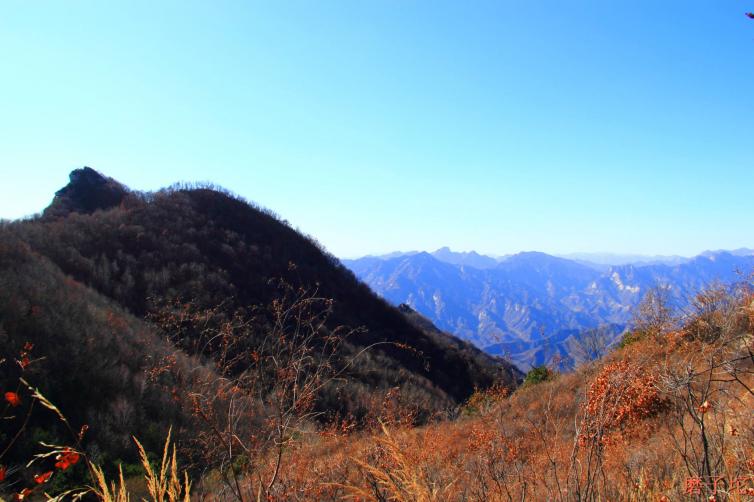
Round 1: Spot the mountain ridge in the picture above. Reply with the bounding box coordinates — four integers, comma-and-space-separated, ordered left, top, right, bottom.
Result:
343, 248, 754, 369
2, 168, 521, 426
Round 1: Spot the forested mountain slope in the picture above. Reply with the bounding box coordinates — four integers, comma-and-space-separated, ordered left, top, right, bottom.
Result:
4, 167, 518, 413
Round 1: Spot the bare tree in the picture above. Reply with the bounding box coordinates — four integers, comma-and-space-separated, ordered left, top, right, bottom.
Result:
572, 325, 613, 365
632, 285, 676, 340
150, 279, 368, 500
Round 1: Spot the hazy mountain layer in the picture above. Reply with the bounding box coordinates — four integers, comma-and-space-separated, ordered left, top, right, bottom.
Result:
343, 249, 754, 368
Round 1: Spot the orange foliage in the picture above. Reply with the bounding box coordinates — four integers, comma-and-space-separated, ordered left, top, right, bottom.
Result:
246, 289, 754, 501
33, 471, 53, 484
580, 359, 667, 446
55, 448, 81, 471
4, 391, 21, 407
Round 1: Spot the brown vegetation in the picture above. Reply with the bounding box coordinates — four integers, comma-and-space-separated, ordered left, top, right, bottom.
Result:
2, 170, 752, 500
3, 275, 753, 501
239, 282, 753, 501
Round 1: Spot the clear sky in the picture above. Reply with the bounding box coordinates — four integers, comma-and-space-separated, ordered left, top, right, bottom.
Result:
1, 1, 752, 258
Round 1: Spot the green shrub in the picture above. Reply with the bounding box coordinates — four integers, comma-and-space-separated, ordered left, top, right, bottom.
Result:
523, 366, 552, 386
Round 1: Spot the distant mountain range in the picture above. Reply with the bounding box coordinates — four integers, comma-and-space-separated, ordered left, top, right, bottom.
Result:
342, 247, 754, 369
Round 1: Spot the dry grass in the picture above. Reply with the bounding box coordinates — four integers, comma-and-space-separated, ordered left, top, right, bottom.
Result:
90, 429, 190, 502
6, 286, 752, 501
256, 288, 754, 501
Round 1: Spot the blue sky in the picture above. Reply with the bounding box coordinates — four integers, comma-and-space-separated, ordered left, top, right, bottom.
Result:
1, 1, 752, 258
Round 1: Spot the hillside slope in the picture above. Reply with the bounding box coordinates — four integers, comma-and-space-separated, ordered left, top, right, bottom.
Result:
0, 233, 214, 471
260, 282, 754, 501
4, 168, 519, 415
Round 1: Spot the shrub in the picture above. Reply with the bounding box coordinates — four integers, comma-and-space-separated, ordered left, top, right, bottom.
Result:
523, 365, 552, 387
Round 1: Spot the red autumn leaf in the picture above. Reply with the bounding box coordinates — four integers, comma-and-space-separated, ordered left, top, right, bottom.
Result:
0, 465, 6, 481
4, 392, 21, 407
15, 488, 32, 501
34, 471, 53, 484
55, 449, 80, 470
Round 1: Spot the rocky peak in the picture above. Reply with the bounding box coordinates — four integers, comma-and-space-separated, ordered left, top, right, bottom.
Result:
43, 167, 128, 218
397, 303, 416, 314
